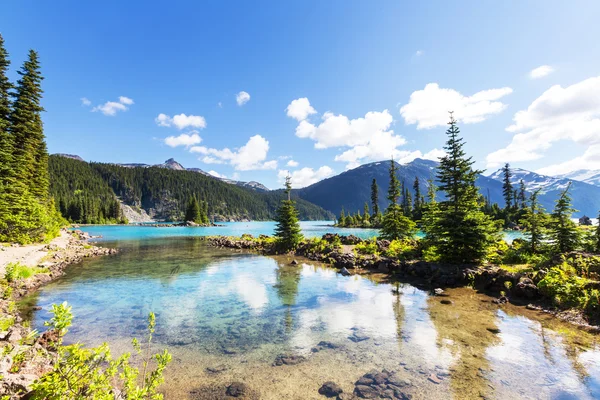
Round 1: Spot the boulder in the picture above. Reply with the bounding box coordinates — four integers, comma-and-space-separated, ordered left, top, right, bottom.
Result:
318, 381, 343, 397
340, 267, 351, 276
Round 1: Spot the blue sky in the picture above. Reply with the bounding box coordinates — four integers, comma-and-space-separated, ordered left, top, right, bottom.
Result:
2, 1, 600, 189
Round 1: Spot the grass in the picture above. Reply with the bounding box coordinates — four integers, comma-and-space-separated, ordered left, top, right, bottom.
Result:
4, 262, 49, 283
498, 264, 535, 274
0, 316, 15, 332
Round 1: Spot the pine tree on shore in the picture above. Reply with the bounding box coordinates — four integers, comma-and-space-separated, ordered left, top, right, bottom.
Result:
521, 190, 548, 253
371, 178, 379, 217
380, 159, 415, 240
363, 202, 370, 224
550, 182, 580, 253
424, 113, 498, 263
10, 50, 48, 198
412, 176, 423, 220
274, 176, 303, 251
0, 34, 16, 238
502, 163, 513, 210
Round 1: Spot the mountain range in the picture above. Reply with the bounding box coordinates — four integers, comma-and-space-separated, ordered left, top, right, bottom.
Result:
56, 155, 269, 192
297, 160, 600, 218
54, 154, 600, 219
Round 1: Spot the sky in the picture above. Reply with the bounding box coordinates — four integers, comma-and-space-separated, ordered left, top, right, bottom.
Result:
2, 1, 600, 189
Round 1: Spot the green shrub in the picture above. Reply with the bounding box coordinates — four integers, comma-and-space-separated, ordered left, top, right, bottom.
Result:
385, 239, 418, 260
355, 239, 379, 255
0, 316, 15, 331
538, 262, 591, 309
422, 244, 441, 262
4, 262, 48, 283
30, 306, 171, 400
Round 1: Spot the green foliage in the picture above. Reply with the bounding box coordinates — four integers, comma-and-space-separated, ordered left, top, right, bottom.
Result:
0, 36, 63, 244
4, 262, 48, 282
521, 190, 550, 253
44, 301, 73, 336
538, 260, 599, 316
385, 239, 419, 260
0, 316, 15, 331
274, 176, 303, 251
371, 178, 379, 217
184, 195, 209, 224
303, 237, 340, 254
354, 239, 379, 255
380, 204, 416, 240
502, 163, 513, 211
31, 308, 171, 400
550, 182, 580, 253
422, 114, 499, 264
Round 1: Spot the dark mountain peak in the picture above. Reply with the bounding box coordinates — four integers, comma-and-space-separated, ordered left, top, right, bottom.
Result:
160, 158, 185, 170
407, 158, 439, 168
54, 153, 84, 162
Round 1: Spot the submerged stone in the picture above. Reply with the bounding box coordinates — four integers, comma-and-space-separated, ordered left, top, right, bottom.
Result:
226, 382, 248, 397
318, 381, 343, 397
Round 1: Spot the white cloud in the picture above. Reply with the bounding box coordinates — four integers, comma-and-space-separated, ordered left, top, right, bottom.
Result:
277, 166, 335, 188
155, 113, 207, 130
399, 83, 513, 129
529, 65, 555, 79
80, 97, 91, 106
415, 50, 424, 57
92, 96, 134, 116
486, 76, 600, 168
119, 96, 134, 105
218, 102, 223, 108
287, 101, 418, 169
286, 98, 316, 121
164, 131, 202, 148
236, 91, 250, 106
191, 135, 277, 171
287, 160, 299, 167
537, 145, 600, 176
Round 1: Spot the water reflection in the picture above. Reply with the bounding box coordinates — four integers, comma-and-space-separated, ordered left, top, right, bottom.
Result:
17, 238, 600, 399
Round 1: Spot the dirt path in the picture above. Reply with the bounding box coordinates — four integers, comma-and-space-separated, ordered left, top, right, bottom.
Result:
0, 231, 71, 275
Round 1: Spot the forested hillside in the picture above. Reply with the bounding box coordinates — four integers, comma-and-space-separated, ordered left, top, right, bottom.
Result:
49, 155, 333, 222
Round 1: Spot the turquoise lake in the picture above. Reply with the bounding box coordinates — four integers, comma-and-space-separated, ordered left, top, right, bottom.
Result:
18, 223, 600, 399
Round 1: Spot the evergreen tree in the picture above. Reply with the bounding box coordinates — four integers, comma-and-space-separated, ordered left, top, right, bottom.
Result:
185, 196, 201, 223
521, 190, 549, 253
550, 182, 580, 253
380, 159, 415, 240
412, 176, 422, 220
363, 202, 370, 224
424, 113, 498, 263
0, 34, 13, 188
10, 50, 48, 199
371, 178, 379, 217
502, 163, 513, 210
403, 185, 412, 216
274, 176, 303, 251
339, 206, 345, 226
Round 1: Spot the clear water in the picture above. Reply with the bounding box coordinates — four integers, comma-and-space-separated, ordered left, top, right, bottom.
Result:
76, 221, 524, 243
18, 226, 597, 399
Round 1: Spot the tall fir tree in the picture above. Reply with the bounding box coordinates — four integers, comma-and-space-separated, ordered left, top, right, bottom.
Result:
550, 182, 580, 253
371, 178, 379, 217
380, 159, 415, 240
521, 190, 549, 253
424, 113, 498, 263
274, 176, 303, 251
363, 202, 370, 224
412, 176, 422, 220
0, 34, 13, 188
501, 163, 513, 210
0, 34, 16, 238
10, 50, 48, 199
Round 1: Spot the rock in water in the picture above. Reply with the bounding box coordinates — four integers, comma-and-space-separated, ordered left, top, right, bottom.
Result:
433, 288, 444, 296
318, 381, 343, 397
226, 382, 248, 397
291, 259, 299, 265
340, 267, 351, 276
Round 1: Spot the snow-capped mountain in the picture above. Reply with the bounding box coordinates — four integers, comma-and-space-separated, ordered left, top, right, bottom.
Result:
489, 168, 571, 192
489, 167, 600, 216
557, 170, 600, 187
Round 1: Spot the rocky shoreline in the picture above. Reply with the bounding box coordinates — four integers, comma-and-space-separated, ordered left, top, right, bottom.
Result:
205, 233, 600, 334
0, 228, 117, 397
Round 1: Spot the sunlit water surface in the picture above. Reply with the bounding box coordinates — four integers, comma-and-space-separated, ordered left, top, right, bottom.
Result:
18, 225, 598, 399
